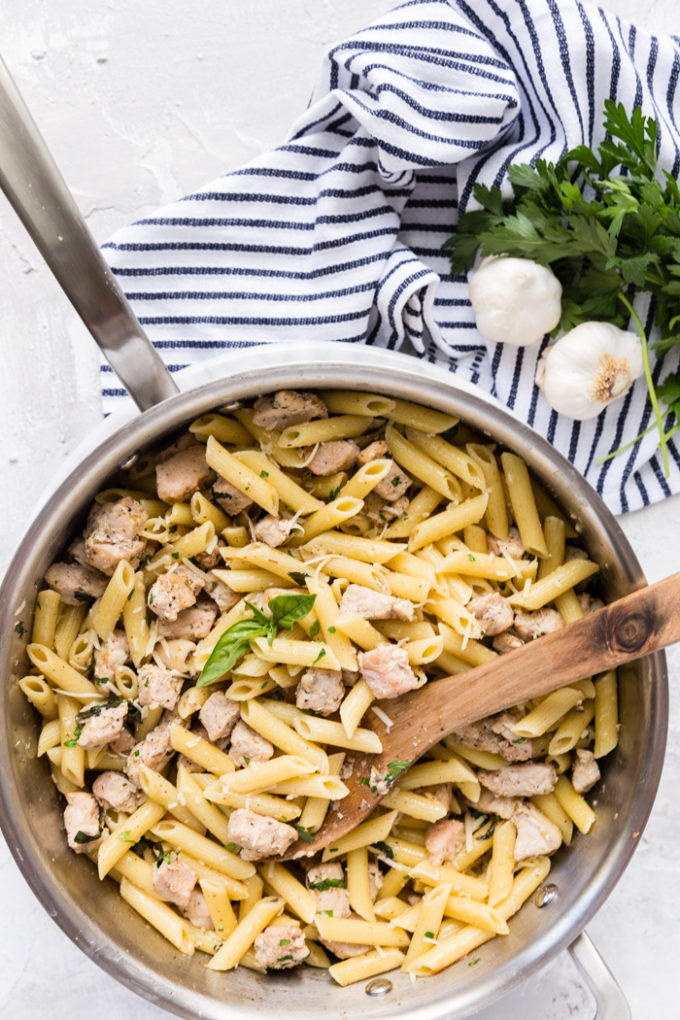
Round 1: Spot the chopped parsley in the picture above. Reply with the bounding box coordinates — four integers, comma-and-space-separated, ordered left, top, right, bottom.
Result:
171, 552, 180, 560
279, 938, 291, 946
391, 476, 402, 487
224, 842, 238, 853
311, 648, 326, 666
126, 587, 136, 600
468, 958, 480, 967
424, 930, 435, 939
295, 824, 314, 843
259, 470, 269, 478
307, 877, 346, 891
63, 725, 82, 748
468, 554, 476, 562
288, 570, 308, 586
328, 625, 336, 634
309, 619, 320, 638
384, 760, 411, 785
328, 486, 340, 500
117, 830, 136, 844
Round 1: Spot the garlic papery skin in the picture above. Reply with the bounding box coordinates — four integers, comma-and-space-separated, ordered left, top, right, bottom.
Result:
468, 256, 562, 346
535, 321, 644, 420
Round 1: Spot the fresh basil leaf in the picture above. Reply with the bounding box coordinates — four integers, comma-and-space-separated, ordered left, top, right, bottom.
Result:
244, 600, 271, 627
268, 593, 317, 631
197, 618, 268, 686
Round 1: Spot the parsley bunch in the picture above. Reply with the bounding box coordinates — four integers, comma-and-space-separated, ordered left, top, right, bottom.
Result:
197, 592, 317, 687
444, 100, 680, 472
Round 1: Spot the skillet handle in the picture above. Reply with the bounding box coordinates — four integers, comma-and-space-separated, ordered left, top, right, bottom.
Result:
568, 931, 631, 1019
0, 55, 178, 411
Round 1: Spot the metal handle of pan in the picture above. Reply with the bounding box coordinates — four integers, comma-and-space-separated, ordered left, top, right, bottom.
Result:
0, 55, 178, 411
568, 931, 631, 1019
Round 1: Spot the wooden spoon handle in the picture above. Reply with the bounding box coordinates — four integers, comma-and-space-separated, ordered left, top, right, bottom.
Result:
381, 570, 680, 757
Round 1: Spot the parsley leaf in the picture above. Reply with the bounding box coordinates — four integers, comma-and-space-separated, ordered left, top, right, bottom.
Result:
445, 99, 680, 472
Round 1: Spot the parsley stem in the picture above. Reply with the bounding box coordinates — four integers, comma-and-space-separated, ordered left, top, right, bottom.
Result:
597, 415, 679, 464
617, 291, 669, 476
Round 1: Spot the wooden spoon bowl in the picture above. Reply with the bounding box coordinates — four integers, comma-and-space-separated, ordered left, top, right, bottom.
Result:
279, 571, 680, 859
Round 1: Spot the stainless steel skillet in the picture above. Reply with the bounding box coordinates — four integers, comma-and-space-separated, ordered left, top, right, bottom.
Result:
0, 54, 663, 1020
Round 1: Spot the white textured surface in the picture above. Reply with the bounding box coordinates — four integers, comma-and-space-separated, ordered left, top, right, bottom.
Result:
0, 1, 678, 1018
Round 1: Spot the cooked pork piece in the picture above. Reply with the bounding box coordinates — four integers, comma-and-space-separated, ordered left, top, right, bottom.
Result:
82, 497, 148, 576
487, 526, 525, 560
63, 791, 106, 854
373, 460, 411, 501
227, 808, 297, 860
467, 592, 513, 636
467, 787, 519, 820
357, 440, 388, 464
229, 720, 274, 767
424, 818, 465, 866
148, 564, 204, 622
358, 644, 419, 699
363, 492, 409, 523
513, 608, 564, 641
478, 762, 558, 798
205, 573, 241, 613
492, 630, 525, 654
253, 515, 299, 548
93, 630, 129, 683
252, 390, 328, 431
182, 889, 214, 929
307, 441, 360, 477
92, 771, 141, 814
254, 922, 308, 969
155, 444, 210, 504
577, 592, 605, 616
152, 851, 197, 910
125, 715, 176, 787
451, 714, 534, 762
306, 862, 351, 917
212, 476, 253, 516
44, 561, 107, 606
572, 748, 601, 794
512, 803, 562, 860
138, 663, 183, 712
77, 701, 129, 750
295, 668, 345, 716
158, 596, 218, 640
340, 583, 415, 622
368, 862, 383, 901
199, 691, 241, 743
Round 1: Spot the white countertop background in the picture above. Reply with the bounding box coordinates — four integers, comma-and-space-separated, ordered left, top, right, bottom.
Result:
0, 1, 678, 1017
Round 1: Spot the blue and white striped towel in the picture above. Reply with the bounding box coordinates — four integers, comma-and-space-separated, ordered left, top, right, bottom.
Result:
103, 0, 680, 515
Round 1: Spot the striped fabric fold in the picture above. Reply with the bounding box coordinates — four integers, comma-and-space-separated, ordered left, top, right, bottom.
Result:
102, 0, 680, 513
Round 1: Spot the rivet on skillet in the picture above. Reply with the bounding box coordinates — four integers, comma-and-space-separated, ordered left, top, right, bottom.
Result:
119, 453, 138, 470
535, 883, 559, 908
365, 977, 393, 996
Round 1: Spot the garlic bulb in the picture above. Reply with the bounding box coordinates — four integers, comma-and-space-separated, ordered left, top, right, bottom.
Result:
535, 321, 644, 420
469, 256, 562, 346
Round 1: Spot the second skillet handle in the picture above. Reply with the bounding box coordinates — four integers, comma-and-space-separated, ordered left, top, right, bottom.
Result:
0, 56, 178, 412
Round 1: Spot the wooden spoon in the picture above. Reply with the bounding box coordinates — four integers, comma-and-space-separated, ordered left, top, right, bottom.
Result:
279, 571, 679, 860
